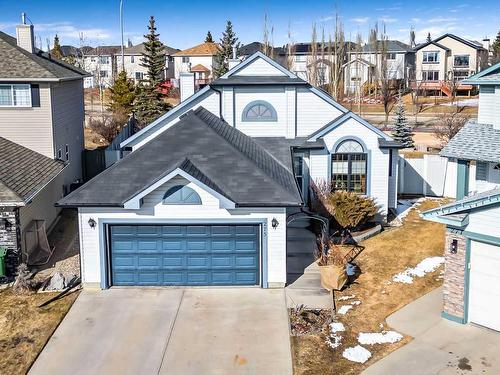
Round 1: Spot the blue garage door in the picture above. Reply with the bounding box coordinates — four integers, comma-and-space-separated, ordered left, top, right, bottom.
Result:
109, 224, 260, 286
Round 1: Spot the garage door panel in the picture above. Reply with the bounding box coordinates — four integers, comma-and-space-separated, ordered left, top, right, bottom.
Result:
109, 224, 259, 286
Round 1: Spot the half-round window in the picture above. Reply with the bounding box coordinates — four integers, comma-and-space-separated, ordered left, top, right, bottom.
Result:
242, 100, 277, 122
162, 185, 202, 205
335, 139, 364, 153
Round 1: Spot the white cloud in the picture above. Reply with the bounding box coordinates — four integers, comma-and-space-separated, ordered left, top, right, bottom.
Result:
379, 16, 397, 24
427, 17, 458, 23
410, 18, 422, 24
350, 17, 370, 24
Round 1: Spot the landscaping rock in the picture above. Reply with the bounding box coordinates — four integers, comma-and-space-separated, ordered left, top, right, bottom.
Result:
43, 272, 65, 291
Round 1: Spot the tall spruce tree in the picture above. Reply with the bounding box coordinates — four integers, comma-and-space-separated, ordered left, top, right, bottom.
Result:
391, 94, 415, 148
134, 16, 170, 127
52, 34, 63, 59
108, 70, 136, 117
213, 20, 239, 78
205, 31, 214, 43
492, 30, 500, 63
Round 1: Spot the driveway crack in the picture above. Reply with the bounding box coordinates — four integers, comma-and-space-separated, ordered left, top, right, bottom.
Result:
157, 288, 185, 375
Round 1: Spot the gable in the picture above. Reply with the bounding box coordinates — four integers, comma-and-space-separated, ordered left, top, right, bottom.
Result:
233, 57, 287, 76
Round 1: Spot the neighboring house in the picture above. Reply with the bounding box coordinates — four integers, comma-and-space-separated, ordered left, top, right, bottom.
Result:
58, 52, 402, 289
239, 42, 286, 66
82, 45, 122, 88
122, 43, 179, 84
344, 40, 414, 95
413, 34, 488, 96
172, 42, 219, 85
0, 22, 87, 277
422, 63, 500, 332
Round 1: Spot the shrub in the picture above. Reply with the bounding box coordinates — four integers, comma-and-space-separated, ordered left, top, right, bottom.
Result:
13, 263, 35, 294
88, 113, 128, 144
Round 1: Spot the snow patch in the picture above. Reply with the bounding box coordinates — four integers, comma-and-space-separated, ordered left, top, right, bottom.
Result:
342, 345, 372, 363
337, 305, 353, 315
358, 331, 403, 345
326, 333, 342, 349
330, 322, 345, 333
338, 295, 356, 301
393, 257, 445, 284
350, 300, 361, 306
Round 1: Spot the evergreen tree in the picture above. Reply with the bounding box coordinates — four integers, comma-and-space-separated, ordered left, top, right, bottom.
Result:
205, 31, 214, 43
426, 32, 432, 43
213, 20, 239, 78
134, 16, 170, 127
391, 94, 415, 148
52, 34, 63, 59
492, 30, 500, 63
108, 70, 136, 116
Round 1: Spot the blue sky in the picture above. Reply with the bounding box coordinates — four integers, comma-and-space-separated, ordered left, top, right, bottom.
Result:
0, 0, 498, 49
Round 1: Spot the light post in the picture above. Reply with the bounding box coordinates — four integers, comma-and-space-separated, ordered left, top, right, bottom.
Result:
120, 0, 124, 69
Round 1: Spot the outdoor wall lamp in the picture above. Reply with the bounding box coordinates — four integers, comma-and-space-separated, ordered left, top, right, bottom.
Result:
271, 217, 279, 229
449, 239, 458, 254
88, 218, 97, 229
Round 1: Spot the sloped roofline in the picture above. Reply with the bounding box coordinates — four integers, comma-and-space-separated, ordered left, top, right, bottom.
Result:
462, 62, 500, 84
220, 51, 296, 79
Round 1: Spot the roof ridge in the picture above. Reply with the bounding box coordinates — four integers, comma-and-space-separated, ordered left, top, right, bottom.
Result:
192, 107, 301, 202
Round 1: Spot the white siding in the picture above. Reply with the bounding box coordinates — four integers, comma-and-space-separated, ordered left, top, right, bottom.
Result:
234, 58, 287, 76
78, 176, 287, 287
443, 158, 458, 198
0, 83, 53, 157
467, 206, 500, 238
296, 87, 343, 136
478, 85, 500, 128
50, 80, 85, 185
388, 150, 398, 209
174, 56, 215, 80
309, 149, 329, 182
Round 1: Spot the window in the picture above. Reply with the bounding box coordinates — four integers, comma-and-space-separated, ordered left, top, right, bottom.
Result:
182, 57, 190, 63
480, 86, 495, 94
387, 52, 396, 60
295, 55, 307, 62
99, 70, 108, 78
0, 84, 31, 107
422, 70, 439, 81
351, 76, 361, 81
99, 56, 110, 64
387, 70, 398, 79
130, 55, 135, 63
91, 57, 96, 62
331, 140, 367, 194
476, 161, 488, 181
163, 185, 201, 205
242, 100, 277, 122
423, 51, 440, 63
452, 70, 470, 80
57, 149, 62, 160
65, 144, 69, 161
454, 54, 469, 68
135, 72, 144, 80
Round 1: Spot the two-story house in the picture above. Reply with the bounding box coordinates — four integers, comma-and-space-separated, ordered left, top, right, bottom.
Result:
413, 34, 488, 96
57, 52, 402, 290
343, 40, 414, 95
172, 42, 219, 85
0, 21, 87, 276
422, 62, 500, 332
82, 45, 122, 88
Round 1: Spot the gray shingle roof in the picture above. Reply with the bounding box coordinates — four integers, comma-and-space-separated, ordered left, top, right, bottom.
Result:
462, 63, 500, 85
0, 137, 66, 205
58, 107, 303, 208
362, 40, 412, 53
123, 42, 179, 56
0, 31, 89, 81
440, 120, 500, 163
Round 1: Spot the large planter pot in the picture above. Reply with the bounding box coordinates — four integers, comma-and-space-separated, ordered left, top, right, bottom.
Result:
318, 263, 347, 291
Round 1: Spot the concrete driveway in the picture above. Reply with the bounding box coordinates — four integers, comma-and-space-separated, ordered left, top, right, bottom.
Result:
29, 288, 292, 375
363, 287, 500, 375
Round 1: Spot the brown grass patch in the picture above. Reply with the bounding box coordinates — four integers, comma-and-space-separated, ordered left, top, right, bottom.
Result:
291, 199, 447, 374
0, 289, 79, 375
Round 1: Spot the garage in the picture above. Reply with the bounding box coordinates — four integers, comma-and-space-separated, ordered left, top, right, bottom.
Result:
469, 240, 500, 331
108, 224, 260, 286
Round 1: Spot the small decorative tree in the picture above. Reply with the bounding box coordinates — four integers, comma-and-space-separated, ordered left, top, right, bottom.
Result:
52, 34, 63, 59
391, 93, 415, 148
108, 70, 135, 121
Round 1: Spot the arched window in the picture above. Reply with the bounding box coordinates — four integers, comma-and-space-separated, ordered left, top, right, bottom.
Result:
331, 139, 367, 194
162, 185, 202, 205
242, 100, 277, 122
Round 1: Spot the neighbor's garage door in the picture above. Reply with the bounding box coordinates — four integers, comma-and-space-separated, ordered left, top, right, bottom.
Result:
469, 240, 500, 331
109, 224, 260, 286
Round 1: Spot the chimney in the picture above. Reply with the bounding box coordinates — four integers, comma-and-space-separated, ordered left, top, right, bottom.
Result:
16, 13, 35, 53
482, 38, 491, 52
180, 72, 195, 102
228, 46, 240, 70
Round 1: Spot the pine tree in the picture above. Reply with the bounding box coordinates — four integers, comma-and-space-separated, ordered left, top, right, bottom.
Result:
391, 94, 414, 148
492, 30, 500, 63
52, 34, 63, 59
108, 70, 136, 117
134, 16, 170, 127
426, 32, 432, 43
205, 31, 214, 43
213, 20, 239, 78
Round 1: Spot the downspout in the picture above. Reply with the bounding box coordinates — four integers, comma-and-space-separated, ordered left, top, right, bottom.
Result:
209, 84, 224, 121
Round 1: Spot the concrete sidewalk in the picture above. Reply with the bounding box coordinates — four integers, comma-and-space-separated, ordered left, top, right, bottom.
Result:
29, 288, 292, 375
363, 287, 500, 375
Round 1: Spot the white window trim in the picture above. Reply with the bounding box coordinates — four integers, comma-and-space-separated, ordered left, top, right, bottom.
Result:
0, 84, 32, 108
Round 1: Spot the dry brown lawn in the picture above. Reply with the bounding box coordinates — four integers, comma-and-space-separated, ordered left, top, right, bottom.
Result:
0, 289, 79, 375
291, 199, 447, 375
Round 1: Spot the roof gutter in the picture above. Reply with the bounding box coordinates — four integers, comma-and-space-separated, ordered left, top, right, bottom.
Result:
0, 76, 89, 82
209, 84, 224, 121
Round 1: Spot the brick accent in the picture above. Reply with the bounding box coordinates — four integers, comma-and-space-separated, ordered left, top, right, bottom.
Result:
0, 208, 21, 277
442, 231, 467, 319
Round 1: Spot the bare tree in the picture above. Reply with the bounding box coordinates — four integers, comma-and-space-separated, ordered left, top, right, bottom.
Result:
354, 32, 363, 115
434, 112, 469, 145
328, 13, 345, 100
308, 23, 319, 86
285, 21, 296, 71
262, 13, 273, 57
